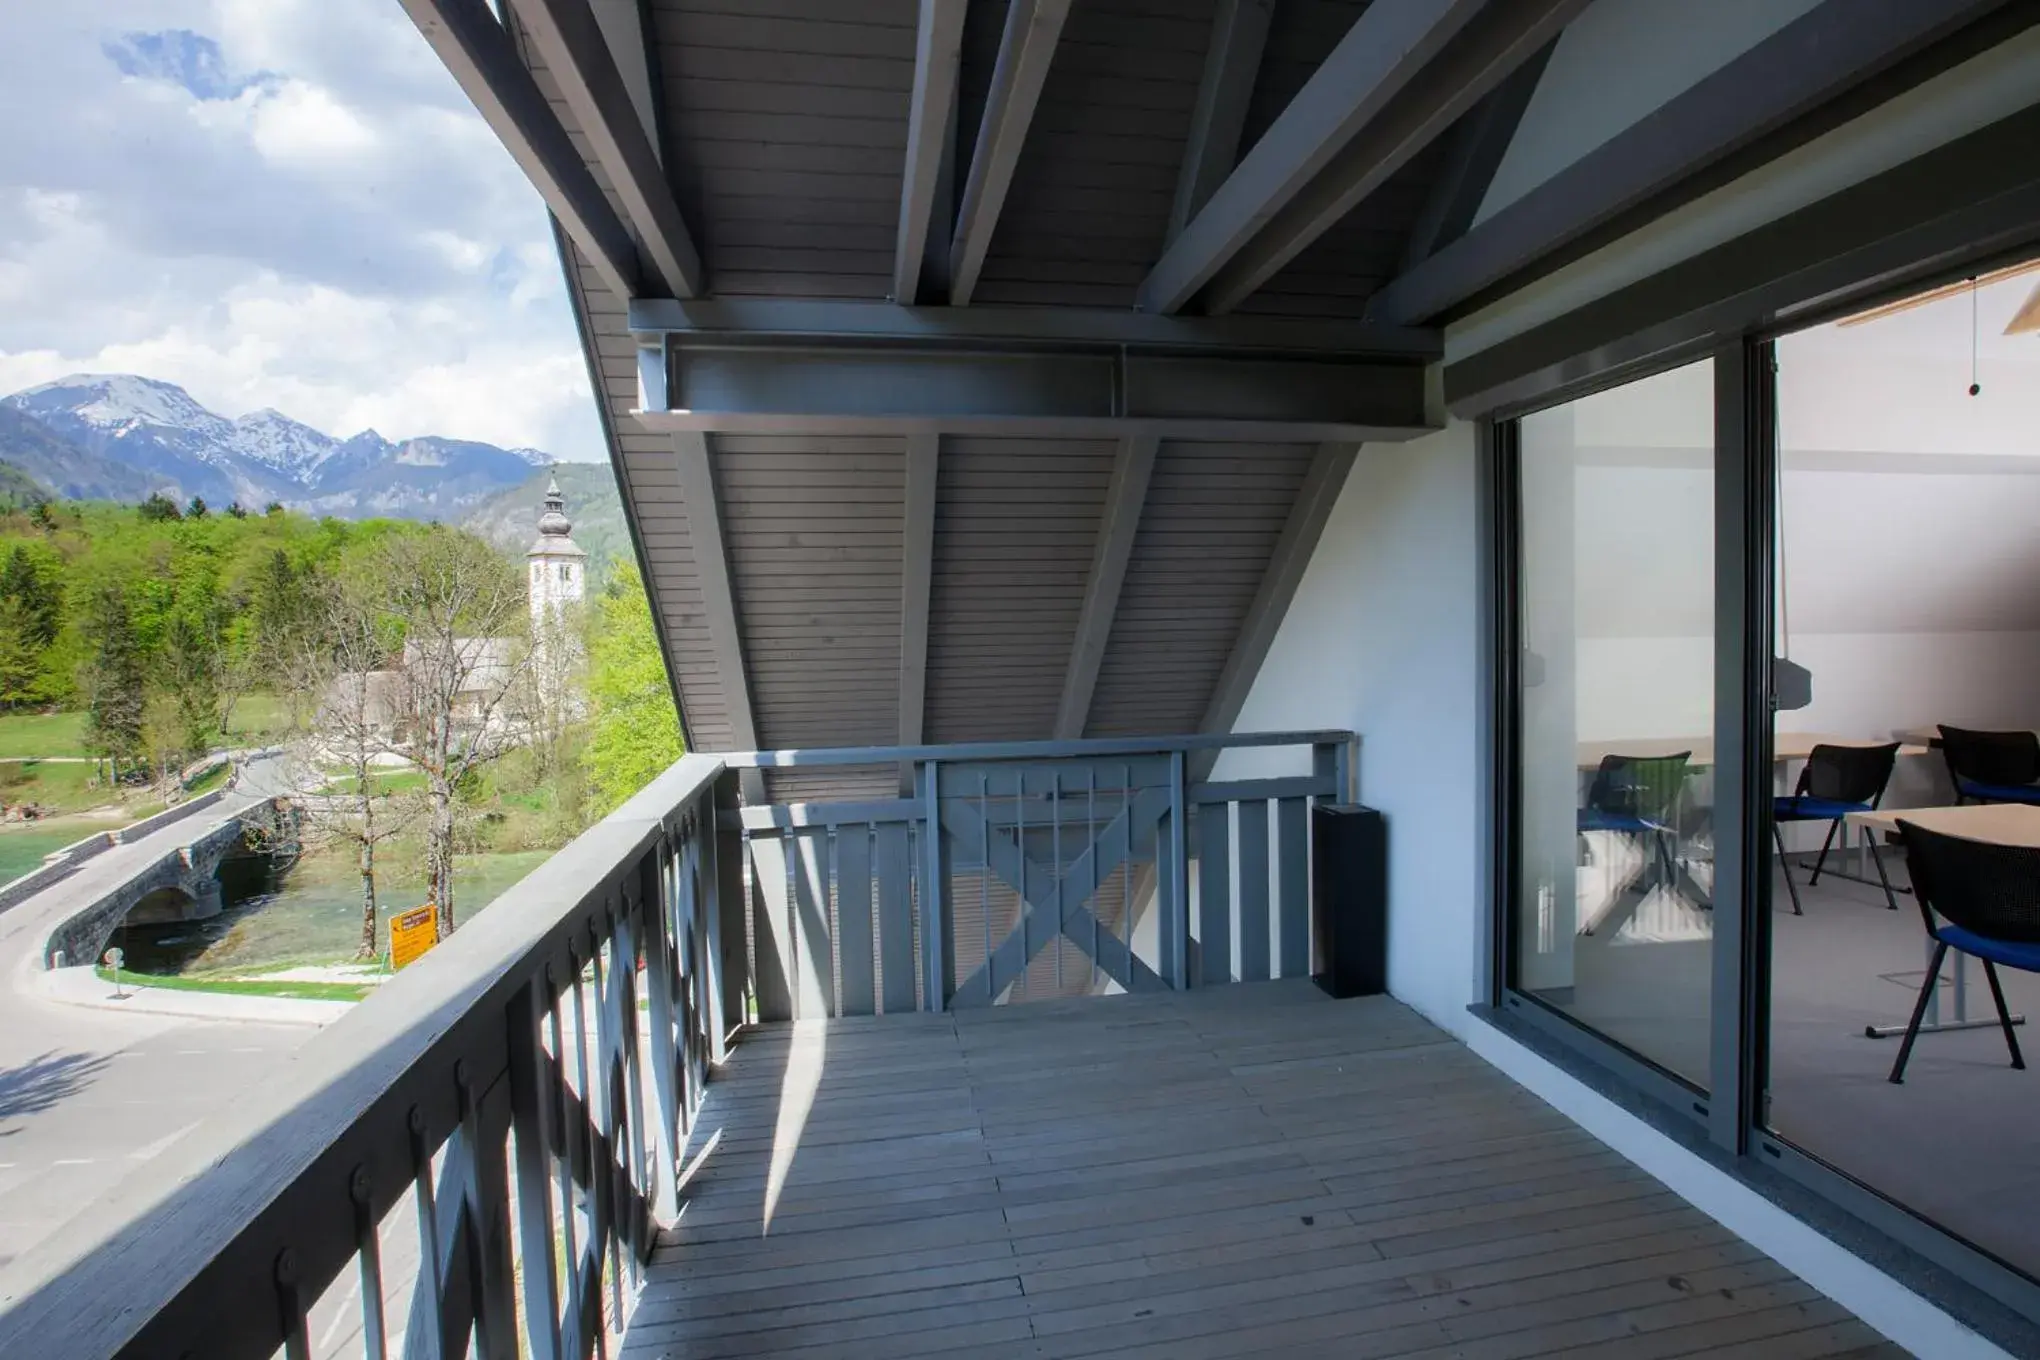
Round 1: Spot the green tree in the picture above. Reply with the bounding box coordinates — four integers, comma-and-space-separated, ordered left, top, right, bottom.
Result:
186, 496, 209, 519
139, 493, 182, 522
0, 596, 43, 707
163, 604, 223, 755
81, 585, 147, 779
2, 544, 62, 648
226, 501, 248, 519
582, 564, 682, 817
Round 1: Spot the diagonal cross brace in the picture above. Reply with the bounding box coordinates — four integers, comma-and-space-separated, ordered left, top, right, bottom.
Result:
944, 786, 1172, 1002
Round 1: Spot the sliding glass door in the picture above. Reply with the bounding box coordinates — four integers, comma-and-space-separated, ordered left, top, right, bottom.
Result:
1511, 359, 1717, 1091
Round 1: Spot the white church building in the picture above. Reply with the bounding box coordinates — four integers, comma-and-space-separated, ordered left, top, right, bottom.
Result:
332, 476, 590, 742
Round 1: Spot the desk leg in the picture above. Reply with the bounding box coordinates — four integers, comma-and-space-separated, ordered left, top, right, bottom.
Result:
1865, 942, 2027, 1039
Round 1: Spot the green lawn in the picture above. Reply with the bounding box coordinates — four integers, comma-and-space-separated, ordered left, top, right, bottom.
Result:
225, 693, 294, 741
0, 818, 106, 883
0, 693, 295, 760
0, 711, 89, 758
0, 760, 114, 815
325, 768, 429, 796
184, 763, 233, 797
94, 965, 373, 1003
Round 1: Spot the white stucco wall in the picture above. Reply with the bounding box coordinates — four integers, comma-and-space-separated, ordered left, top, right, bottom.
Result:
1214, 422, 1483, 1035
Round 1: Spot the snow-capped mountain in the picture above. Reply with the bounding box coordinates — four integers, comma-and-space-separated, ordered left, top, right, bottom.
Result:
227, 407, 340, 480
0, 374, 562, 519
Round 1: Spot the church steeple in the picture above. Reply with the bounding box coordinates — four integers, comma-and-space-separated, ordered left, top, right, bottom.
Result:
527, 470, 588, 628
537, 475, 573, 539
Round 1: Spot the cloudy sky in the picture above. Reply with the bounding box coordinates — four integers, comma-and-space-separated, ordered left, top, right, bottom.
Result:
0, 0, 605, 460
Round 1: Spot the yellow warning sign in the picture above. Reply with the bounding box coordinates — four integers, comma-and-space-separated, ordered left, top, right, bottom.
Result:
391, 906, 439, 970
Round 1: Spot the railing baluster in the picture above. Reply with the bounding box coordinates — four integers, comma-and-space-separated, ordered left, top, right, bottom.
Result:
508, 979, 563, 1360
979, 772, 992, 1004
1167, 749, 1187, 989
350, 1167, 388, 1360
406, 1106, 447, 1360
642, 841, 683, 1224
545, 965, 588, 1357
919, 759, 944, 1011
1052, 772, 1063, 992
460, 1062, 519, 1358
274, 1248, 308, 1360
612, 901, 650, 1288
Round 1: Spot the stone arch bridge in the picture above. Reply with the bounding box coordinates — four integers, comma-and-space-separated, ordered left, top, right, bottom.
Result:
42, 798, 300, 970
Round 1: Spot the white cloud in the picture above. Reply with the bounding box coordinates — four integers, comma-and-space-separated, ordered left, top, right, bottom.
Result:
0, 1, 605, 461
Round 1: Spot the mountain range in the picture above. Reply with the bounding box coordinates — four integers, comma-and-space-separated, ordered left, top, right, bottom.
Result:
0, 374, 565, 520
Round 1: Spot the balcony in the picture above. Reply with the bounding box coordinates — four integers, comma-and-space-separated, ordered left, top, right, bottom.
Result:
0, 731, 1901, 1359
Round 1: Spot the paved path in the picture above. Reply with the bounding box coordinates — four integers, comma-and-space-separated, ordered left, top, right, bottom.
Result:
0, 757, 318, 1271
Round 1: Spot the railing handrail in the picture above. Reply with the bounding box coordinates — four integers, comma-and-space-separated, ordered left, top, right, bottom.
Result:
0, 752, 728, 1359
723, 728, 1358, 769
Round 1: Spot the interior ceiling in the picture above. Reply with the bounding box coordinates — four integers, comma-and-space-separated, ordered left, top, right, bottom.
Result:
406, 0, 2021, 788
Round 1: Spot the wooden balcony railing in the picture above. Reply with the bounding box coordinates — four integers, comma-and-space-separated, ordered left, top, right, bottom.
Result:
0, 730, 1353, 1359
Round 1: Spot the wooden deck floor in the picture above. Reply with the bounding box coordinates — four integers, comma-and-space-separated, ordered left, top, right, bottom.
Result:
621, 982, 1908, 1359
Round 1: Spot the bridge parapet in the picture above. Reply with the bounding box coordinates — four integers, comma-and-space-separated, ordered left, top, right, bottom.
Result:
42, 802, 294, 968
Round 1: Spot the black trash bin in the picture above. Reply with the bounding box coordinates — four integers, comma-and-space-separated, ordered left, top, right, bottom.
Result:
1312, 803, 1386, 998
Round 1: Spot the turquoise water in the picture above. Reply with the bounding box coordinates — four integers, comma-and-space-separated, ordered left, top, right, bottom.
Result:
116, 848, 553, 976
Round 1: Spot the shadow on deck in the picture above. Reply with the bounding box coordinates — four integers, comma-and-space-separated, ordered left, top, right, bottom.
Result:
621, 982, 1906, 1359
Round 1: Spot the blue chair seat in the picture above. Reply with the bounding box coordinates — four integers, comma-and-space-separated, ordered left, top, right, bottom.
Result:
1773, 795, 1869, 822
1957, 779, 2040, 806
1939, 924, 2040, 974
1578, 808, 1667, 834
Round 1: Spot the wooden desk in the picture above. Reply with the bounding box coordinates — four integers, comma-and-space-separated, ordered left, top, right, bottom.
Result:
1848, 802, 2040, 848
1843, 802, 2037, 1039
1575, 732, 1926, 771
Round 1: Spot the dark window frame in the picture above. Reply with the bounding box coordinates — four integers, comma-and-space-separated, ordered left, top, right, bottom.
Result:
1481, 248, 2040, 1325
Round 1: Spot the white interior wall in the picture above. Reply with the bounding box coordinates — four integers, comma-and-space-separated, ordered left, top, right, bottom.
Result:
1215, 423, 1482, 1035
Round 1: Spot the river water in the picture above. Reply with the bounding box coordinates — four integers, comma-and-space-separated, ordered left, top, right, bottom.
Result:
115, 848, 553, 975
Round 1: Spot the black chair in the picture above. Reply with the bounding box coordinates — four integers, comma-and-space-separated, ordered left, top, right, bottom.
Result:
1887, 819, 2040, 1084
1771, 742, 1900, 916
1578, 753, 1691, 930
1939, 725, 2040, 806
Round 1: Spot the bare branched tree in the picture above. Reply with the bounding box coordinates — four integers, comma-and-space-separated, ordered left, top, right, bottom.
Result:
281, 572, 422, 959
519, 593, 586, 788
377, 529, 533, 937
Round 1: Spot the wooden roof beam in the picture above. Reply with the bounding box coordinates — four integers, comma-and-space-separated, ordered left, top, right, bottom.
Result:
507, 0, 703, 297
1055, 435, 1159, 740
948, 0, 1074, 304
1168, 0, 1276, 243
894, 0, 968, 304
400, 0, 644, 300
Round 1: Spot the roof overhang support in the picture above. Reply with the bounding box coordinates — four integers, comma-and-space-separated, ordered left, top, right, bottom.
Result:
1196, 443, 1355, 779
897, 434, 938, 790
1055, 435, 1159, 740
1443, 100, 2040, 416
1193, 0, 1586, 316
1138, 0, 1492, 317
399, 0, 644, 300
948, 0, 1074, 304
671, 433, 764, 801
894, 0, 968, 304
628, 298, 1438, 440
1370, 0, 2022, 325
1398, 40, 1553, 271
1168, 0, 1276, 242
507, 0, 703, 297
